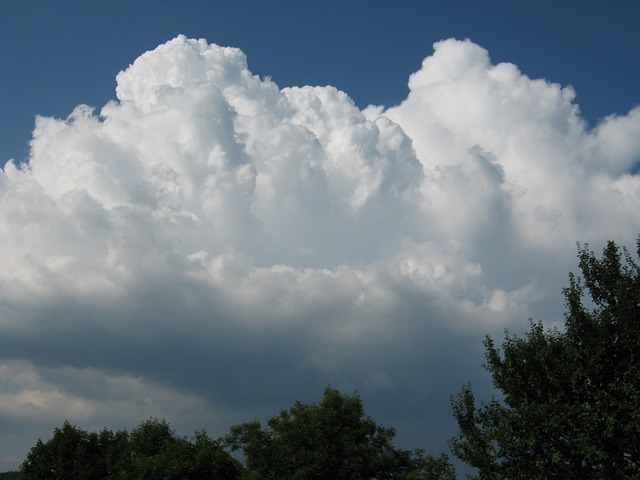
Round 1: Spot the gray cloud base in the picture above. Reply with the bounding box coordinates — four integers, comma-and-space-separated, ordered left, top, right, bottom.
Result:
1, 35, 639, 470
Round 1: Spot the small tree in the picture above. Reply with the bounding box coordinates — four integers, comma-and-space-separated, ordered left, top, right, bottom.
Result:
225, 385, 455, 480
450, 238, 640, 479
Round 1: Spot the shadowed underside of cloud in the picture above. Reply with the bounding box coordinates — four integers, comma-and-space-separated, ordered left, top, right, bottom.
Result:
1, 35, 639, 470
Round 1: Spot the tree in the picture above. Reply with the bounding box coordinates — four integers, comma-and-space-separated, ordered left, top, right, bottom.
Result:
225, 385, 455, 480
450, 239, 640, 479
189, 430, 243, 480
125, 418, 191, 479
20, 421, 105, 479
20, 419, 240, 480
96, 427, 130, 479
126, 418, 241, 479
0, 472, 23, 479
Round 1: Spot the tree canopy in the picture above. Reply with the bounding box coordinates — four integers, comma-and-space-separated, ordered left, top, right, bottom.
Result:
0, 473, 22, 480
20, 418, 240, 480
224, 385, 455, 480
450, 239, 640, 479
20, 388, 454, 479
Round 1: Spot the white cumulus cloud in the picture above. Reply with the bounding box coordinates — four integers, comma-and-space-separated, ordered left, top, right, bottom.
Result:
1, 34, 639, 470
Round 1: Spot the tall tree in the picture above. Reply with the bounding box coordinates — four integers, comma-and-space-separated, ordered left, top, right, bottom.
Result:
225, 385, 455, 480
450, 239, 640, 479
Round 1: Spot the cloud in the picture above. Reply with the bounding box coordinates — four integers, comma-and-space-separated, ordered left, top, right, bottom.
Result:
0, 360, 210, 425
1, 34, 639, 470
385, 38, 640, 252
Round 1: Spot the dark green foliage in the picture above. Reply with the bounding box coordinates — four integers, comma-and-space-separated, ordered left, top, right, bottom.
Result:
126, 418, 190, 478
96, 427, 130, 478
125, 419, 240, 479
20, 418, 240, 480
0, 472, 23, 479
225, 385, 455, 480
20, 422, 104, 479
190, 430, 244, 479
19, 388, 452, 480
451, 239, 640, 479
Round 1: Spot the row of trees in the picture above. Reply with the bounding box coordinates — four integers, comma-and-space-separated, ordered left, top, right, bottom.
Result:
19, 389, 454, 480
18, 238, 640, 479
20, 419, 240, 479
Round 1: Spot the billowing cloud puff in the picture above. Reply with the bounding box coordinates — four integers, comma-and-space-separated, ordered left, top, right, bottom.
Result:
1, 35, 639, 470
386, 39, 640, 251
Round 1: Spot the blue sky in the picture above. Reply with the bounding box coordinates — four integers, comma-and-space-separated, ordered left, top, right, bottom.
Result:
1, 1, 639, 475
2, 1, 639, 163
